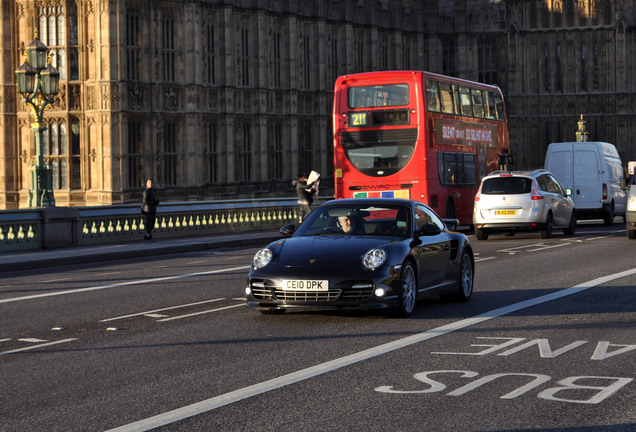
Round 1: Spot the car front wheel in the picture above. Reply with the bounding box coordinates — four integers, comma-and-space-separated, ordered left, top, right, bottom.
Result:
394, 261, 417, 317
563, 211, 577, 236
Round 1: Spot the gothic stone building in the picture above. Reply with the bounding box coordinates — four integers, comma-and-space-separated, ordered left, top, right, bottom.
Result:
1, 0, 635, 209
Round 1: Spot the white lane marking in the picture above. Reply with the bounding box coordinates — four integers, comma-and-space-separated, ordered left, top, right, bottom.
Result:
99, 299, 227, 322
106, 267, 636, 432
0, 338, 11, 343
474, 257, 495, 262
527, 243, 569, 252
18, 338, 47, 343
0, 338, 78, 356
0, 265, 251, 305
156, 303, 245, 322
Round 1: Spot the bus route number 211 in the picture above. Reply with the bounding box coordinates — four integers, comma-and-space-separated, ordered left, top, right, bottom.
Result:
349, 111, 369, 127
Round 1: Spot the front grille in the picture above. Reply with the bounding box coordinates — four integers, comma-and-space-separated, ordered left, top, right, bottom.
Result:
250, 279, 375, 303
273, 289, 341, 301
339, 283, 374, 301
341, 128, 417, 150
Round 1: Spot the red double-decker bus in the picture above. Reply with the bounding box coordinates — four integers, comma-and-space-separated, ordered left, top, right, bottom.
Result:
332, 70, 511, 225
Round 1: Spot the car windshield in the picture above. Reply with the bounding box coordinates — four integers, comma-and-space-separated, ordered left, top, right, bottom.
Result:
295, 204, 411, 237
481, 176, 532, 194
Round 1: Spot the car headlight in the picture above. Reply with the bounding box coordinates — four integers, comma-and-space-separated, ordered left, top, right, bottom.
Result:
252, 248, 273, 269
362, 248, 387, 270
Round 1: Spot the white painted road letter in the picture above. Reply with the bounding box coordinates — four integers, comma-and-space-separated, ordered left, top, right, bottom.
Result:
538, 376, 633, 404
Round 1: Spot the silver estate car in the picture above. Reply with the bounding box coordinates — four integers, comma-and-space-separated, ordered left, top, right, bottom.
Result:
473, 169, 577, 240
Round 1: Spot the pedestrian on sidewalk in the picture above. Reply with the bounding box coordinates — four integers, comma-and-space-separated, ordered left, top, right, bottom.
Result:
292, 172, 317, 224
141, 178, 160, 240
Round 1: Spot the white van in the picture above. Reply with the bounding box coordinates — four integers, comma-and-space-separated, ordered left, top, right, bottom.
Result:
544, 141, 627, 225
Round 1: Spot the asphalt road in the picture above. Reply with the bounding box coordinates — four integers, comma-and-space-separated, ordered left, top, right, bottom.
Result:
1, 221, 634, 431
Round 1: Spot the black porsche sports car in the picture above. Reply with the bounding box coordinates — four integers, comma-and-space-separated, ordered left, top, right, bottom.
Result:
245, 198, 474, 317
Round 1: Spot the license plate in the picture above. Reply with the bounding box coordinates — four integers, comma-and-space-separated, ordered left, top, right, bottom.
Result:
494, 210, 517, 215
281, 280, 329, 291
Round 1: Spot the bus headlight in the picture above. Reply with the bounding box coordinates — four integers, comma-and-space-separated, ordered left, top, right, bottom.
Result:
362, 248, 387, 270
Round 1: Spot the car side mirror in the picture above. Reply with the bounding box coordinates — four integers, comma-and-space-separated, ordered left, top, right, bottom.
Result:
442, 218, 460, 231
415, 223, 442, 237
279, 223, 296, 237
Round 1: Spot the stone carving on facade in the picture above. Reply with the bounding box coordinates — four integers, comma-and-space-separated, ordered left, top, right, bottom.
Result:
128, 84, 143, 110
16, 1, 25, 19
70, 84, 81, 111
187, 92, 199, 110
86, 86, 95, 110
164, 87, 178, 111
402, 0, 411, 15
275, 92, 283, 113
208, 89, 217, 112
244, 91, 251, 113
53, 84, 66, 110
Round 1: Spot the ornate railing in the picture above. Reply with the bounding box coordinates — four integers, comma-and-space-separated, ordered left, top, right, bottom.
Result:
0, 198, 311, 252
0, 211, 41, 251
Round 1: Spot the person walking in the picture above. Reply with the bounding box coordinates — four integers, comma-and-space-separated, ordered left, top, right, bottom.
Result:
141, 178, 160, 240
292, 173, 316, 224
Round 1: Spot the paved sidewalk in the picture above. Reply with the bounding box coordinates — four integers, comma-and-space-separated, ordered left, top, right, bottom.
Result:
0, 231, 281, 273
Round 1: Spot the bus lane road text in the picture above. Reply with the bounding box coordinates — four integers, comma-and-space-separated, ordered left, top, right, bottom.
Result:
376, 336, 635, 404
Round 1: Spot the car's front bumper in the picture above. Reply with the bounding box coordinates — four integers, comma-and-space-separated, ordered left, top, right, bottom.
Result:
245, 266, 401, 312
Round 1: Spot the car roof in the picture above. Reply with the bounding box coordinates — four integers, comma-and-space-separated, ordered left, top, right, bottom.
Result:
483, 169, 550, 179
322, 198, 415, 207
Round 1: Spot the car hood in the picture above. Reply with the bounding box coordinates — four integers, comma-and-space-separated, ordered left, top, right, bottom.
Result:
275, 235, 400, 268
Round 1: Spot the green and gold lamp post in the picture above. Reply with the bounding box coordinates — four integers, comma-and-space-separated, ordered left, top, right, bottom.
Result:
15, 30, 60, 207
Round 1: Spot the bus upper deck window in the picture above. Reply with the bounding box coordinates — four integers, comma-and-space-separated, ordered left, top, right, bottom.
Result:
457, 86, 473, 117
494, 94, 505, 120
426, 81, 440, 112
486, 92, 497, 119
471, 89, 485, 118
439, 82, 454, 114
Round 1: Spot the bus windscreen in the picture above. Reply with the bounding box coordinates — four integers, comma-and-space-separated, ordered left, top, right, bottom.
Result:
348, 84, 409, 108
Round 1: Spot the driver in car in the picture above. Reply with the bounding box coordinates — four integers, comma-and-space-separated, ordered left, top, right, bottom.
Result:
338, 215, 356, 233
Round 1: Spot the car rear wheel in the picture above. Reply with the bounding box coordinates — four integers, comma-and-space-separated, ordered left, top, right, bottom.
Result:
455, 250, 474, 302
394, 261, 416, 317
475, 229, 488, 240
539, 213, 553, 239
603, 203, 614, 226
563, 211, 577, 236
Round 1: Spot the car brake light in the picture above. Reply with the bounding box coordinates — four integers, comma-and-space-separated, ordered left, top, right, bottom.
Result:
531, 180, 544, 200
602, 183, 608, 200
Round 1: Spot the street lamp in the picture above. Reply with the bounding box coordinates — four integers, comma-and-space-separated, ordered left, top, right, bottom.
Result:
15, 30, 60, 207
